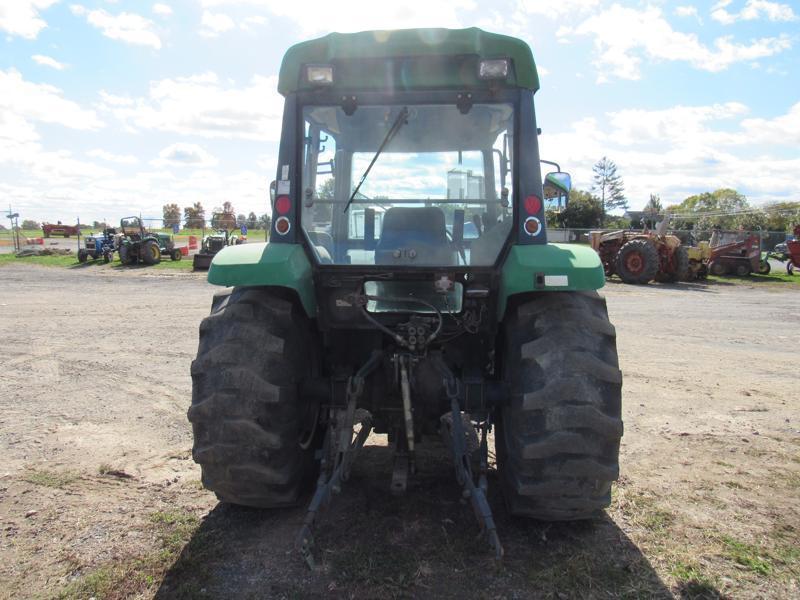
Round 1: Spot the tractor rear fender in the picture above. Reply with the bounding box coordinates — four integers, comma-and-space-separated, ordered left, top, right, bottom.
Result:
498, 243, 605, 319
207, 243, 316, 317
208, 242, 605, 321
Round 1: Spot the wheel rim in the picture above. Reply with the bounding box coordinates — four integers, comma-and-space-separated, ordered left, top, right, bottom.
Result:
625, 252, 644, 275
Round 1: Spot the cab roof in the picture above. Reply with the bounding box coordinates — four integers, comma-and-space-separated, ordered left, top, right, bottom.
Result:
278, 27, 538, 96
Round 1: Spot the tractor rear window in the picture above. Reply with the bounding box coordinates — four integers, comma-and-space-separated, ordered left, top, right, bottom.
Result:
301, 103, 514, 267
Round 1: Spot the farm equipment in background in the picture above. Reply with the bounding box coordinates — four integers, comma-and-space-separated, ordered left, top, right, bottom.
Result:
116, 216, 181, 265
763, 224, 800, 275
42, 222, 79, 238
192, 220, 243, 270
590, 219, 689, 284
706, 230, 761, 277
684, 241, 711, 280
78, 228, 117, 263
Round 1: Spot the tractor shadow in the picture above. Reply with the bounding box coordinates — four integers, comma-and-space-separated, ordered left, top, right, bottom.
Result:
157, 442, 685, 599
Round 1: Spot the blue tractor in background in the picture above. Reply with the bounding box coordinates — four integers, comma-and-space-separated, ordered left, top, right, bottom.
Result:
78, 228, 117, 263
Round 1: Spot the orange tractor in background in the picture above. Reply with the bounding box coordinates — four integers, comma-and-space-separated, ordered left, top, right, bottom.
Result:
590, 219, 689, 284
705, 229, 762, 277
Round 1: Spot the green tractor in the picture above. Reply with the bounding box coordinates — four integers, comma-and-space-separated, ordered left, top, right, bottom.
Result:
189, 28, 622, 563
117, 216, 182, 265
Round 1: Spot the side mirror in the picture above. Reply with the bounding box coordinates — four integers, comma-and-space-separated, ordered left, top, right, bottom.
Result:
543, 171, 571, 210
269, 180, 277, 203
544, 171, 571, 198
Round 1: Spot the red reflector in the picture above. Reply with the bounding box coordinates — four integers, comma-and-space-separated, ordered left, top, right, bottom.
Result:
524, 195, 542, 214
275, 195, 291, 215
275, 216, 291, 235
524, 216, 542, 236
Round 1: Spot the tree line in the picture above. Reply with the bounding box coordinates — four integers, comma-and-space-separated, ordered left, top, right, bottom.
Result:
545, 157, 799, 232
162, 202, 271, 231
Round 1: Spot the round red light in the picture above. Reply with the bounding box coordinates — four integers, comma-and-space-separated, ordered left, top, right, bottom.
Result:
275, 195, 291, 215
524, 195, 542, 214
275, 216, 291, 235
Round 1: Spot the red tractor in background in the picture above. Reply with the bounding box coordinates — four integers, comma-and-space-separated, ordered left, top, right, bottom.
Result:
42, 222, 80, 238
590, 219, 689, 284
706, 229, 762, 276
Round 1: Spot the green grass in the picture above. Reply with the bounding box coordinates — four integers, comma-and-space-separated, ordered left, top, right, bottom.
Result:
708, 271, 800, 287
0, 252, 196, 270
23, 469, 79, 489
721, 536, 773, 576
57, 509, 207, 599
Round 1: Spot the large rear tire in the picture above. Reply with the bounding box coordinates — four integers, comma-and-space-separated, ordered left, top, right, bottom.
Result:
141, 240, 161, 265
496, 291, 623, 520
615, 239, 658, 284
188, 288, 321, 507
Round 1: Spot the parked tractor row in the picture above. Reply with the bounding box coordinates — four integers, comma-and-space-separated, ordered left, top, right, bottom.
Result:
591, 221, 785, 284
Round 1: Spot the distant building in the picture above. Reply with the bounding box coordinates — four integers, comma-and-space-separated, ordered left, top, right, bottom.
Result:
447, 169, 485, 201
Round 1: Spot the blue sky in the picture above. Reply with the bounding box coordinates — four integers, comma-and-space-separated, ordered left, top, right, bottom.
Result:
0, 0, 798, 224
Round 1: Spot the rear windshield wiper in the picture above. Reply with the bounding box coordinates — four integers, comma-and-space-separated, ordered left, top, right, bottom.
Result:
344, 106, 408, 213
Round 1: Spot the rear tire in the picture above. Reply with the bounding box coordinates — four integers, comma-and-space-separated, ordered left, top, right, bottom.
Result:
142, 240, 161, 265
188, 287, 321, 507
615, 239, 658, 284
735, 263, 750, 277
496, 291, 623, 520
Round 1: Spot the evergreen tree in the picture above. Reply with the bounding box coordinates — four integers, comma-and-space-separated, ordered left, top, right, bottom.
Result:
592, 157, 627, 225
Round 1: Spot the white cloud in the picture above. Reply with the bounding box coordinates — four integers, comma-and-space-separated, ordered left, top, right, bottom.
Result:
152, 3, 173, 17
0, 0, 57, 39
562, 4, 792, 81
153, 143, 219, 167
200, 10, 235, 37
0, 68, 103, 130
87, 148, 139, 164
99, 72, 283, 141
71, 4, 162, 49
514, 0, 600, 19
741, 101, 800, 144
712, 0, 797, 25
539, 101, 800, 209
674, 5, 700, 19
32, 54, 67, 70
199, 0, 476, 34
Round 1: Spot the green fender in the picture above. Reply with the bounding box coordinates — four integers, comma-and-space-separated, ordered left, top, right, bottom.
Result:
498, 243, 605, 319
208, 243, 317, 317
208, 242, 604, 322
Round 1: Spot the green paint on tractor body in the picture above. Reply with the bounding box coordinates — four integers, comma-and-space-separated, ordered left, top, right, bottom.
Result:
278, 27, 539, 95
208, 243, 317, 316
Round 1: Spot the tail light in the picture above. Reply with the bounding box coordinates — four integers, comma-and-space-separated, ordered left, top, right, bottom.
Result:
524, 194, 542, 215
275, 195, 291, 215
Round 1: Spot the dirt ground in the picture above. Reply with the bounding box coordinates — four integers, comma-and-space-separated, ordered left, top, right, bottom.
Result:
0, 263, 797, 599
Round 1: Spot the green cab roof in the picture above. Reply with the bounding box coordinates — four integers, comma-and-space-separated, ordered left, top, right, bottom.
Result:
278, 27, 538, 95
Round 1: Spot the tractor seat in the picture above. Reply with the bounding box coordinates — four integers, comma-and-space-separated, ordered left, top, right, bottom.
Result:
375, 207, 457, 266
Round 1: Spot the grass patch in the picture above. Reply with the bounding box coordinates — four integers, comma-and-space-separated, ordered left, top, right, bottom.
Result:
708, 272, 800, 288
0, 251, 196, 271
721, 536, 773, 576
670, 560, 719, 599
615, 488, 675, 533
722, 480, 746, 490
0, 253, 78, 268
57, 508, 208, 599
23, 469, 79, 489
